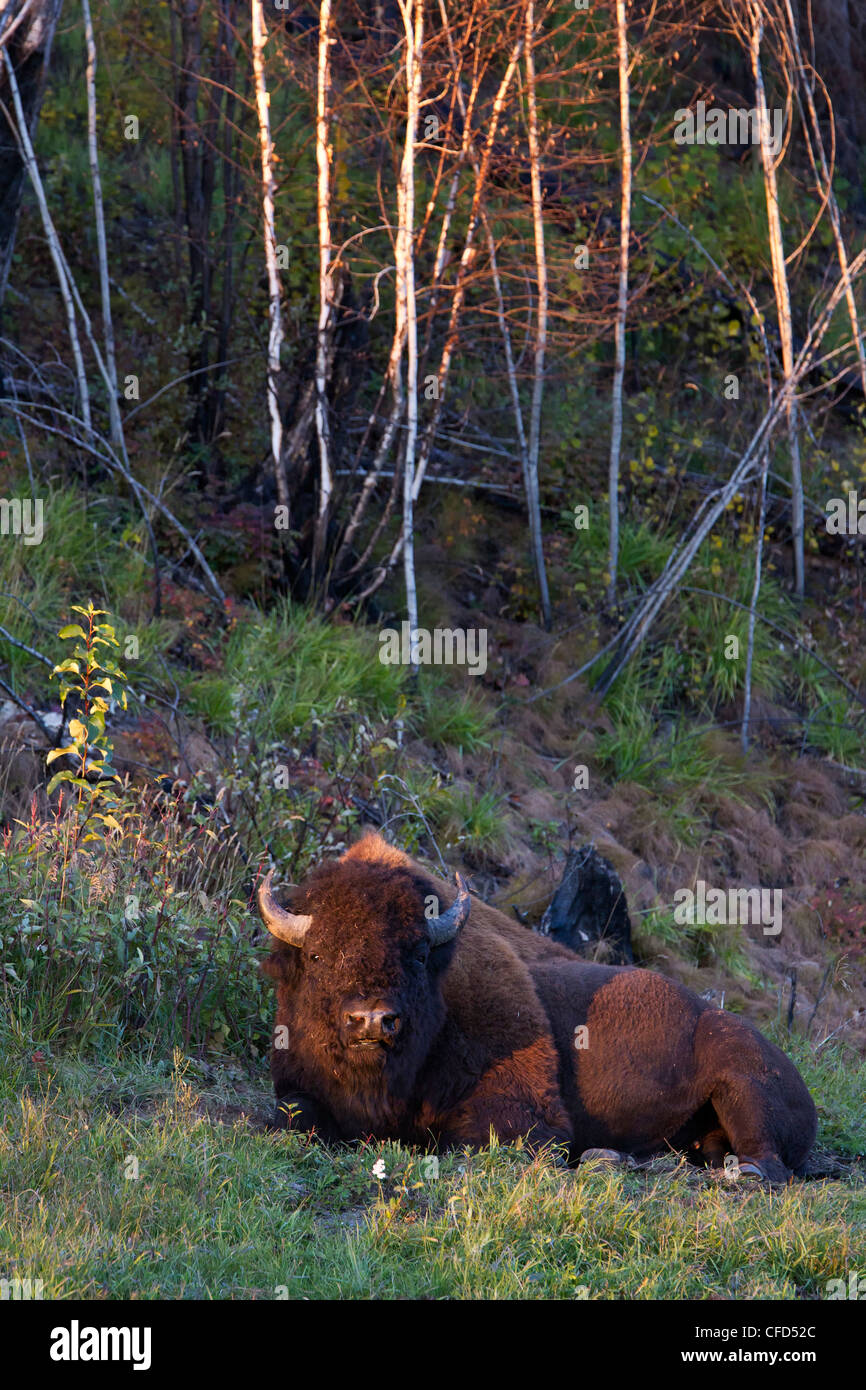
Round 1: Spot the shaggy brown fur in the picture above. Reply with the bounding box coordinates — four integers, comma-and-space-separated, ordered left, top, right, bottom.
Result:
261, 834, 817, 1181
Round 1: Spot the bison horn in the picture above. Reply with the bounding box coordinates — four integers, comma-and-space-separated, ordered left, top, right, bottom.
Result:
257, 870, 312, 947
427, 872, 471, 945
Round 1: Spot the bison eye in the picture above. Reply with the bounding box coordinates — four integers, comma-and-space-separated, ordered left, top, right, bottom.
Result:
309, 953, 320, 963
414, 946, 429, 964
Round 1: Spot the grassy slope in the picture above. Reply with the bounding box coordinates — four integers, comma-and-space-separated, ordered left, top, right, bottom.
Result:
1, 1051, 864, 1301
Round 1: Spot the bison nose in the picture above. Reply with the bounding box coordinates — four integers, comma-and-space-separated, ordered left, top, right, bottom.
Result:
343, 1006, 402, 1041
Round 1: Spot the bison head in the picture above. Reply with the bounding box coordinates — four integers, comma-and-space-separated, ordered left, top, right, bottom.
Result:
259, 858, 470, 1113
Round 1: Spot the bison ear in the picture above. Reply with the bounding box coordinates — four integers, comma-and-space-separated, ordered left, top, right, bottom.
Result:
427, 872, 471, 946
257, 870, 313, 947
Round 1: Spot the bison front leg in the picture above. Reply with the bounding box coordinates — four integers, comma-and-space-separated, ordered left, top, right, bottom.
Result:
269, 1090, 342, 1141
437, 1111, 570, 1160
437, 1050, 572, 1159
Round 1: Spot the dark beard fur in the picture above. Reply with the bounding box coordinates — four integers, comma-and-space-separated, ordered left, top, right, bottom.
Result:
315, 1038, 422, 1138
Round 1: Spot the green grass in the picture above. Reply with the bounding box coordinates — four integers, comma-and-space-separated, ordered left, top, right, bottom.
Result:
0, 476, 180, 710
587, 667, 770, 850
211, 599, 406, 741
800, 693, 866, 766
635, 903, 754, 977
0, 483, 148, 692
410, 679, 494, 753
0, 1049, 862, 1300
571, 512, 674, 596
181, 601, 499, 771
429, 786, 506, 858
571, 513, 794, 714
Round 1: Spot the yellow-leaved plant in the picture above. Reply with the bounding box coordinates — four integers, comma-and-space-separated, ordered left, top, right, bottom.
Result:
46, 602, 129, 843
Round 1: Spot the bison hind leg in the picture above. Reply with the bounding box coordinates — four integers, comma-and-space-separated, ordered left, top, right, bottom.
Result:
733, 1154, 792, 1186
690, 1125, 730, 1169
669, 1101, 730, 1168
702, 1082, 797, 1185
672, 1106, 792, 1184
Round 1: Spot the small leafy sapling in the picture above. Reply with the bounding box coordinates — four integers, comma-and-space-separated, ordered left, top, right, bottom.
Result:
46, 602, 129, 843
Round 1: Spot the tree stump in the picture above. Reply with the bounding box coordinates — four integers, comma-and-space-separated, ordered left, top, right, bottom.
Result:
538, 844, 634, 964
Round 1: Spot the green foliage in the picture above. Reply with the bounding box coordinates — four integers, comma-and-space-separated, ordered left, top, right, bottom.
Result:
571, 509, 794, 714
635, 902, 752, 977
802, 694, 865, 765
2, 788, 266, 1060
791, 654, 866, 764
570, 509, 674, 596
46, 603, 129, 843
593, 665, 752, 796
183, 674, 237, 737
788, 1036, 866, 1159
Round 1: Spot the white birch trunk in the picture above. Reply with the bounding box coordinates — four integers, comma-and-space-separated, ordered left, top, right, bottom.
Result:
2, 47, 91, 432
436, 1, 536, 605
250, 0, 288, 512
337, 300, 407, 574
741, 449, 770, 751
313, 0, 334, 572
750, 6, 804, 597
337, 3, 478, 580
608, 0, 631, 609
483, 207, 530, 481
81, 0, 121, 447
397, 0, 423, 662
524, 0, 552, 630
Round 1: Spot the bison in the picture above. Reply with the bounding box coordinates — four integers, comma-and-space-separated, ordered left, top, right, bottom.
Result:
259, 834, 817, 1183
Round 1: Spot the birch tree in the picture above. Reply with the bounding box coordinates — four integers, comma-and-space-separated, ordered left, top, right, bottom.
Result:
412, 32, 524, 500
82, 0, 121, 448
435, 0, 544, 624
608, 0, 632, 609
596, 244, 866, 693
313, 0, 334, 575
741, 448, 770, 751
396, 0, 423, 660
749, 2, 804, 597
524, 0, 552, 630
354, 25, 526, 606
250, 0, 289, 516
2, 45, 91, 432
